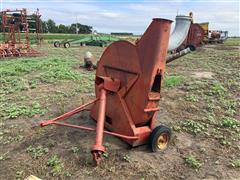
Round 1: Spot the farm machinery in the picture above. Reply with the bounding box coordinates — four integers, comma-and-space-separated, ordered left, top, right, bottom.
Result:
53, 35, 119, 48
39, 15, 193, 165
0, 8, 42, 58
172, 16, 228, 55
199, 22, 228, 44
208, 30, 228, 43
199, 22, 209, 43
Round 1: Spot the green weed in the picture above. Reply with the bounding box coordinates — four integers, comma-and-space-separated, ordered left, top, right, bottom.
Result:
103, 152, 109, 158
220, 99, 237, 116
47, 155, 64, 177
2, 135, 24, 144
186, 94, 199, 102
39, 67, 81, 81
123, 155, 131, 162
2, 102, 46, 120
26, 145, 49, 159
221, 117, 239, 128
219, 137, 232, 146
0, 151, 10, 161
209, 82, 226, 96
16, 170, 24, 180
0, 78, 28, 94
185, 155, 202, 169
229, 159, 240, 168
181, 120, 208, 135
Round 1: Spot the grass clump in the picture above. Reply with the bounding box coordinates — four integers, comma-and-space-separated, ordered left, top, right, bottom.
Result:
185, 155, 202, 169
47, 155, 64, 177
164, 75, 184, 88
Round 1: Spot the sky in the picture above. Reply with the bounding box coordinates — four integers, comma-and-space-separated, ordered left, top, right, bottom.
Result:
2, 0, 240, 36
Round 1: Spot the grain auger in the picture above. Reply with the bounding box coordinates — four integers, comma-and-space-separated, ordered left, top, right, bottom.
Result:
39, 15, 192, 165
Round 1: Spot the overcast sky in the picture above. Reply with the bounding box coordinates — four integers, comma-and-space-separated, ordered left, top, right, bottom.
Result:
3, 0, 240, 36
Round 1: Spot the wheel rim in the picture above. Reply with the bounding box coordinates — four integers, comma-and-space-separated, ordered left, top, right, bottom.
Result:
0, 50, 5, 57
157, 133, 169, 150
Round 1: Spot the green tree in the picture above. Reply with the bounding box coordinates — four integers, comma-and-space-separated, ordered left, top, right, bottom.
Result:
57, 24, 68, 33
42, 21, 48, 33
46, 19, 57, 33
69, 23, 92, 34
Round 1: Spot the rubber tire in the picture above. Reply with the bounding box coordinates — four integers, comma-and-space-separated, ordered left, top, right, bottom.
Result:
187, 45, 196, 51
64, 42, 70, 48
149, 125, 171, 152
54, 41, 60, 47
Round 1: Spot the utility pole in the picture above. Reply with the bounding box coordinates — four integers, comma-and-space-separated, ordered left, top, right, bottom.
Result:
76, 15, 79, 34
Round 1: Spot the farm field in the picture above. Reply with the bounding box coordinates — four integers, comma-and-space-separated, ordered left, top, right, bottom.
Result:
0, 38, 239, 179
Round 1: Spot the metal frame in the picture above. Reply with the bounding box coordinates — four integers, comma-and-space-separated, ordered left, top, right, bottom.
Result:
40, 98, 138, 141
0, 8, 42, 58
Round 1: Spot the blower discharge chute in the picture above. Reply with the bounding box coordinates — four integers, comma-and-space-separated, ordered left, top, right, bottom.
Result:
40, 15, 192, 165
166, 14, 192, 63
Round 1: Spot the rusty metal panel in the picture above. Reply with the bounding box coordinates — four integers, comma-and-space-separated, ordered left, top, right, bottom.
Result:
186, 23, 205, 48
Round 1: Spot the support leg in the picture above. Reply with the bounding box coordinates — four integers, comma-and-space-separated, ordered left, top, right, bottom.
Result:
91, 88, 107, 165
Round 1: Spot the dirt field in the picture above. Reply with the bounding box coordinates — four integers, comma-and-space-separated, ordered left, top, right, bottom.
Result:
0, 38, 239, 180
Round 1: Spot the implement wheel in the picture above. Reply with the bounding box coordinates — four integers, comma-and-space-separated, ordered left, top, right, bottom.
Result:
54, 41, 60, 47
64, 42, 70, 48
149, 125, 171, 152
0, 49, 6, 58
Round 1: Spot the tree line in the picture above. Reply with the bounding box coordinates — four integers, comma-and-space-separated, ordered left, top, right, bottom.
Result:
111, 32, 133, 36
41, 19, 92, 34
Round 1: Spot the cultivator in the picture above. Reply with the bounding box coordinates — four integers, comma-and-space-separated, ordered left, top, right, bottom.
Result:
0, 8, 42, 58
29, 8, 43, 44
39, 15, 192, 165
